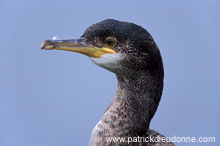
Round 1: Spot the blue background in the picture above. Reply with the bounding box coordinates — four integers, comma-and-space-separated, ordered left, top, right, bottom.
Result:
0, 0, 219, 146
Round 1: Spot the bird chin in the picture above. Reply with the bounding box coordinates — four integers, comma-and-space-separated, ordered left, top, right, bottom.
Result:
89, 53, 123, 73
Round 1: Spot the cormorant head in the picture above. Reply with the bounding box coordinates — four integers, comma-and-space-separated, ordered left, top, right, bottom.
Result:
41, 19, 163, 76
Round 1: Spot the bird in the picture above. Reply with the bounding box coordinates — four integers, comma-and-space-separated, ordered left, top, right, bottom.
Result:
41, 19, 175, 146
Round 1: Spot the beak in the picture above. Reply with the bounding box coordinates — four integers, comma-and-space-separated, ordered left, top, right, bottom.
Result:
41, 38, 116, 58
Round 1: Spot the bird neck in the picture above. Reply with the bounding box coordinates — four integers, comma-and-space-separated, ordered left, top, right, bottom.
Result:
89, 71, 163, 145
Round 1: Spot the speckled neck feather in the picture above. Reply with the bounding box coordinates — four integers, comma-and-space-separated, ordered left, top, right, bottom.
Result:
90, 72, 163, 145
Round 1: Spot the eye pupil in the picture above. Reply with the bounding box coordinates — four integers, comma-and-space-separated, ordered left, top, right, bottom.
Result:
105, 37, 116, 47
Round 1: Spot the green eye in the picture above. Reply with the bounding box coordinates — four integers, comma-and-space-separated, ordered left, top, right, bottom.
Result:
105, 37, 116, 47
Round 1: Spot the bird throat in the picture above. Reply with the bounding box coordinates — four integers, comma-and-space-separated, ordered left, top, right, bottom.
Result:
89, 72, 163, 145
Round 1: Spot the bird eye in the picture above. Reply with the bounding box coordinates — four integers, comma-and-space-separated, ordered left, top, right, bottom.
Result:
104, 37, 116, 48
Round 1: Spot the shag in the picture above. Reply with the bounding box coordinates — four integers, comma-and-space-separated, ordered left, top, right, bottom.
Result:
41, 19, 175, 146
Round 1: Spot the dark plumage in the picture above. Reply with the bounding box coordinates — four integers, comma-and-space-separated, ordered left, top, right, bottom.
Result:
41, 19, 175, 146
